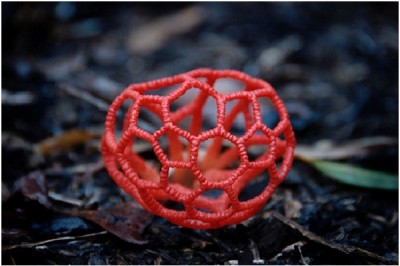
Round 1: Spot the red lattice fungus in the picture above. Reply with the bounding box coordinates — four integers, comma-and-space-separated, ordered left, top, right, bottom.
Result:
102, 69, 295, 229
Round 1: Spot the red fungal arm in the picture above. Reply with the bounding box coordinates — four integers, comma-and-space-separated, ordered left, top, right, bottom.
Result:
102, 68, 296, 229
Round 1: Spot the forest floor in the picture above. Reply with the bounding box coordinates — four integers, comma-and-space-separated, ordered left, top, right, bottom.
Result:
2, 2, 398, 264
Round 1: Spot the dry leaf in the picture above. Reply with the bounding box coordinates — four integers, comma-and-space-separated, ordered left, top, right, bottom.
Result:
70, 201, 153, 244
266, 211, 396, 265
13, 170, 52, 208
127, 6, 204, 54
35, 129, 100, 157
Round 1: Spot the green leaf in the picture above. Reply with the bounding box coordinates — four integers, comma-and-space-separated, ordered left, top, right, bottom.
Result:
310, 160, 398, 190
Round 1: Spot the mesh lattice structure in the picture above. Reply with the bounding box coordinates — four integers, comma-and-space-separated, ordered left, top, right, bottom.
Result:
102, 68, 296, 229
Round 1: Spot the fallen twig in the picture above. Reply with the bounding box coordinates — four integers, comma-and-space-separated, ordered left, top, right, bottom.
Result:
3, 231, 108, 250
60, 83, 110, 112
295, 136, 397, 161
48, 191, 85, 207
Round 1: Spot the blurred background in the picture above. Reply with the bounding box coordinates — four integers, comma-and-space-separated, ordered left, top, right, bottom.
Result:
2, 2, 398, 265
